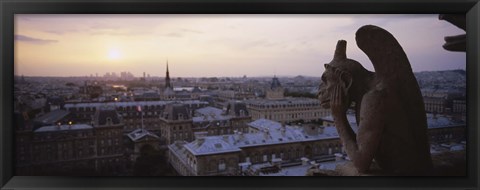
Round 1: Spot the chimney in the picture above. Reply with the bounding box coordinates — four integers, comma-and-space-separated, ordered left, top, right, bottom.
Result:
197, 137, 205, 146
194, 131, 208, 139
301, 157, 310, 165
318, 126, 325, 134
263, 128, 270, 139
280, 124, 286, 136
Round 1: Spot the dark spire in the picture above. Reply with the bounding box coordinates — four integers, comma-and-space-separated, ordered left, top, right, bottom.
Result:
270, 75, 282, 89
165, 60, 171, 89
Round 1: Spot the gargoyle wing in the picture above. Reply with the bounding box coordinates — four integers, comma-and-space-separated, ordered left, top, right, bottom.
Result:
355, 25, 415, 81
355, 25, 431, 166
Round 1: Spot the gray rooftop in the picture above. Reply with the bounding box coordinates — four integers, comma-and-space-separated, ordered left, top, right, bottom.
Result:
321, 113, 465, 129
246, 97, 321, 106
34, 124, 93, 133
64, 100, 208, 109
127, 128, 160, 142
426, 114, 465, 128
34, 109, 70, 124
193, 107, 230, 122
180, 119, 340, 156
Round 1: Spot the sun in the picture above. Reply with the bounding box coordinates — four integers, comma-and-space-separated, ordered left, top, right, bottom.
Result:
108, 49, 121, 60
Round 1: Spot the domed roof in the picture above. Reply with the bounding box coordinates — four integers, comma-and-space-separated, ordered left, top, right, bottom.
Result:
270, 76, 282, 89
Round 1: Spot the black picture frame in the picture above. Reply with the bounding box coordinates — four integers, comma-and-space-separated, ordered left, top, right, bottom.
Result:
1, 0, 479, 189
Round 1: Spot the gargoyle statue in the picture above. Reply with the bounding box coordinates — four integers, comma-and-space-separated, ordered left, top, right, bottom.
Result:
318, 25, 433, 175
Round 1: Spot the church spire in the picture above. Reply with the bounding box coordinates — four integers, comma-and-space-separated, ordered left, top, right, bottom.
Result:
165, 60, 171, 89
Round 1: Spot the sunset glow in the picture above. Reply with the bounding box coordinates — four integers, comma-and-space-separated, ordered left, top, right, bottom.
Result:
14, 14, 466, 77
108, 49, 122, 60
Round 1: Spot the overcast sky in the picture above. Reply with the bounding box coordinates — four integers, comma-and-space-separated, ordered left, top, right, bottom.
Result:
15, 14, 466, 77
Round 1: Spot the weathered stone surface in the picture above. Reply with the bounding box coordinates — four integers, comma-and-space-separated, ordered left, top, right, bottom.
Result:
439, 14, 466, 52
311, 151, 465, 176
317, 25, 433, 175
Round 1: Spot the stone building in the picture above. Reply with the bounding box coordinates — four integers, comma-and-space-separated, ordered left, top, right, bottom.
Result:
265, 76, 284, 100
247, 98, 330, 124
215, 90, 256, 108
452, 99, 466, 114
15, 107, 127, 175
423, 97, 448, 113
426, 114, 466, 144
159, 103, 194, 145
127, 128, 161, 161
192, 101, 252, 137
421, 88, 465, 114
92, 107, 126, 174
64, 100, 208, 134
159, 101, 252, 145
28, 124, 97, 175
245, 76, 329, 124
169, 113, 467, 176
168, 119, 343, 176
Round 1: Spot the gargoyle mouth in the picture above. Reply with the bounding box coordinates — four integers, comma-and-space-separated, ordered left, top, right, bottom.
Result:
439, 14, 466, 52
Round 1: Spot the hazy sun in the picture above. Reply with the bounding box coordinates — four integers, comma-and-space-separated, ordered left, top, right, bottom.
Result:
108, 49, 121, 60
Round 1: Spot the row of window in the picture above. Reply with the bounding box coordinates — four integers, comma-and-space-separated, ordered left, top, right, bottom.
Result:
248, 103, 321, 109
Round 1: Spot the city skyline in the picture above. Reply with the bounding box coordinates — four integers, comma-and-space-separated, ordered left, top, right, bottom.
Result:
15, 14, 466, 77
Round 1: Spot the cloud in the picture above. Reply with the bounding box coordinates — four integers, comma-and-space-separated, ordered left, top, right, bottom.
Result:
165, 32, 183, 38
180, 28, 203, 34
15, 35, 58, 44
43, 28, 82, 35
163, 28, 203, 38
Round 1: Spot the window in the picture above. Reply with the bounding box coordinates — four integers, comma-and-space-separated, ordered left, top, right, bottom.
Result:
218, 159, 226, 171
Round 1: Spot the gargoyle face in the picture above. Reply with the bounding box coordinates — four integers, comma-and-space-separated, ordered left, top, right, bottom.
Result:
318, 64, 352, 109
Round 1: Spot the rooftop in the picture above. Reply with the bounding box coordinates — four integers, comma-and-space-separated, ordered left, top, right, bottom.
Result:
34, 109, 70, 124
259, 161, 344, 176
321, 113, 465, 130
178, 119, 339, 156
64, 100, 208, 108
34, 124, 93, 133
246, 97, 321, 106
127, 128, 160, 142
193, 107, 230, 122
426, 114, 465, 128
184, 136, 242, 156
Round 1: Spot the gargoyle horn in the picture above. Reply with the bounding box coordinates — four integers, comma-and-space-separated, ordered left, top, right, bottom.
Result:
333, 40, 347, 61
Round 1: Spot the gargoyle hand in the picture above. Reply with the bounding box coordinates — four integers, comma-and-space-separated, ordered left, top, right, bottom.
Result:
330, 84, 349, 116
